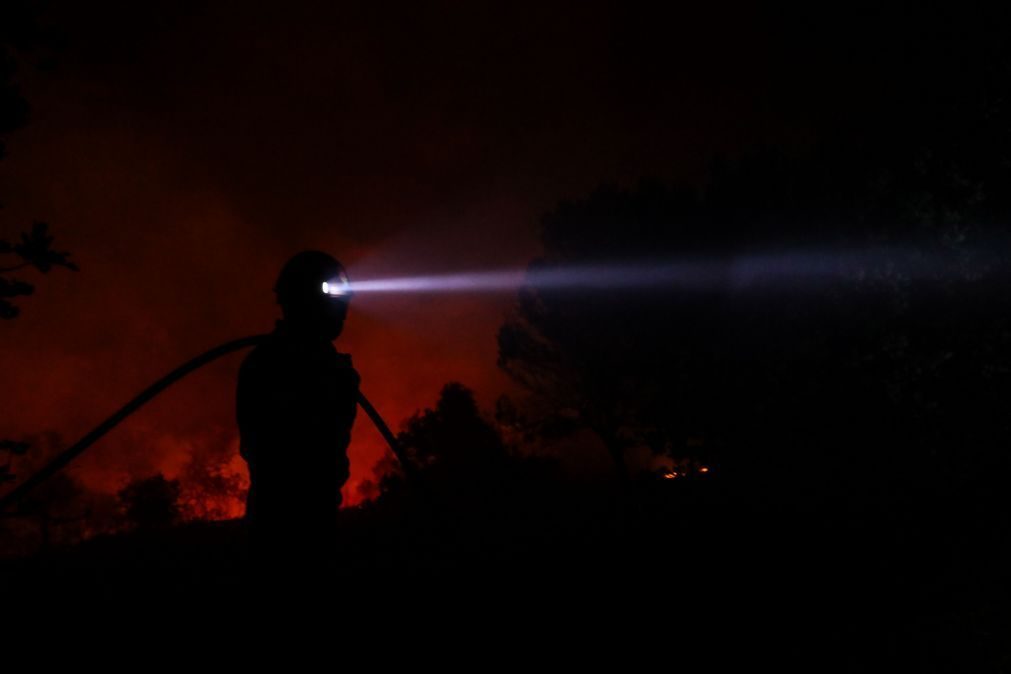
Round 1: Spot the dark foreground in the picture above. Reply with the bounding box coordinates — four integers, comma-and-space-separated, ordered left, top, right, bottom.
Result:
1, 474, 1008, 670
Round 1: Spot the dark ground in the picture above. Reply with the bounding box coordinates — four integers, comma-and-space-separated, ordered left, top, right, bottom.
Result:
2, 474, 1007, 670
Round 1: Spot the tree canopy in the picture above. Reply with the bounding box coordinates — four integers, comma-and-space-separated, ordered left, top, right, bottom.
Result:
498, 47, 1011, 500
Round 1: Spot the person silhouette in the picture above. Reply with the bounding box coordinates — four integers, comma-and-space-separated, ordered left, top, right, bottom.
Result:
235, 251, 359, 579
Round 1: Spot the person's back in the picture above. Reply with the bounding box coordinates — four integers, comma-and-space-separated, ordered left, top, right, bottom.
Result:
235, 251, 358, 577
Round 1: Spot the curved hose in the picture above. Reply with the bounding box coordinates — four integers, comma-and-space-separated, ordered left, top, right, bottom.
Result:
0, 334, 408, 513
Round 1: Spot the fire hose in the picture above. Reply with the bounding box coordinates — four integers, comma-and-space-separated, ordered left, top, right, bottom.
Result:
0, 334, 411, 513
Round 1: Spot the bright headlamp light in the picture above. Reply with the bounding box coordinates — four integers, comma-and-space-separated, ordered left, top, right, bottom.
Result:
321, 271, 351, 298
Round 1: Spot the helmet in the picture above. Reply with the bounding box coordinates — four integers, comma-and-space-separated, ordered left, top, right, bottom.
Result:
273, 250, 352, 306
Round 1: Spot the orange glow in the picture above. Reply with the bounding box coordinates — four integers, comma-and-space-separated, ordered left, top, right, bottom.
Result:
0, 19, 532, 531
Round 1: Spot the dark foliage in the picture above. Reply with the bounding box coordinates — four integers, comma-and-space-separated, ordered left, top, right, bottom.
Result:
498, 35, 1011, 500
0, 8, 77, 489
377, 382, 518, 499
117, 474, 182, 531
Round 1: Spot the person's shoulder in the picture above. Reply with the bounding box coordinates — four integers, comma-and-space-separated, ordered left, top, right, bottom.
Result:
240, 339, 271, 364
238, 335, 284, 375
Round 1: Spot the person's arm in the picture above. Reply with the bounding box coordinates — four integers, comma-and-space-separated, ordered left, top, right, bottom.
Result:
334, 353, 360, 490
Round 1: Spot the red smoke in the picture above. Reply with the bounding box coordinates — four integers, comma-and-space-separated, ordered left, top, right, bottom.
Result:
1, 2, 767, 525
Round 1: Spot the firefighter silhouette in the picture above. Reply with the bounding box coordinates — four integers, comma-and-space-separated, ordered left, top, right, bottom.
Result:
236, 251, 359, 574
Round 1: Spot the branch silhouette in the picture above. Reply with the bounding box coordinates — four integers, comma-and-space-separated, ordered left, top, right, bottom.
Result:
0, 222, 77, 320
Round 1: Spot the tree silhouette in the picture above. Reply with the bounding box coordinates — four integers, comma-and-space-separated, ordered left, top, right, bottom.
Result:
0, 221, 79, 318
377, 382, 508, 498
495, 10, 1011, 490
0, 6, 76, 319
118, 474, 182, 531
363, 381, 563, 572
0, 8, 77, 487
498, 117, 1011, 496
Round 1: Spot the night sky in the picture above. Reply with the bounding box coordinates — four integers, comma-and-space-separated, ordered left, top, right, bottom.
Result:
0, 2, 937, 509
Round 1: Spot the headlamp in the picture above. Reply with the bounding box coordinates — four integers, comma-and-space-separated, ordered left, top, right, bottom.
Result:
321, 271, 351, 298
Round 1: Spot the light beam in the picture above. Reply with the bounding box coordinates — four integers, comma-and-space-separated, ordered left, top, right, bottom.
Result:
343, 244, 972, 296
